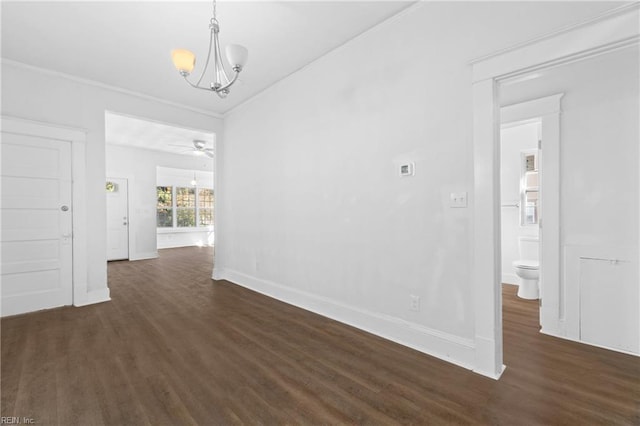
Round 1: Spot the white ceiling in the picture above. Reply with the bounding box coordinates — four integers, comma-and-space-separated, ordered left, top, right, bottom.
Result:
105, 111, 215, 156
1, 1, 414, 117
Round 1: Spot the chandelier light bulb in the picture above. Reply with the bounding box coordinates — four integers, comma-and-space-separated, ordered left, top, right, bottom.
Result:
226, 44, 248, 70
171, 49, 196, 75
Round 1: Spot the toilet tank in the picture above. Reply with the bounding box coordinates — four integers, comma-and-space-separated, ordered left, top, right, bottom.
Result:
518, 236, 539, 261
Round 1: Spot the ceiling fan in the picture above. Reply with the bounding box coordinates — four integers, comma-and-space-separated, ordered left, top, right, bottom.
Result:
169, 139, 214, 158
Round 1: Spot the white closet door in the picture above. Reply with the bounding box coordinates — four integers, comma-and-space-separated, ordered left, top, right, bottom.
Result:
580, 257, 639, 354
1, 133, 73, 316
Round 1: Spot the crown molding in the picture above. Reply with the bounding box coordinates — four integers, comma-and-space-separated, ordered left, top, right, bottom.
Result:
470, 3, 640, 66
1, 59, 224, 120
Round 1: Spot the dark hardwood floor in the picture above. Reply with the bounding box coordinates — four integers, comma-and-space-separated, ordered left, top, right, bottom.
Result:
2, 246, 639, 425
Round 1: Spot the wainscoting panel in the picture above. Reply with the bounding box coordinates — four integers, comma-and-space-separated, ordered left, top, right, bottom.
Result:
565, 245, 639, 355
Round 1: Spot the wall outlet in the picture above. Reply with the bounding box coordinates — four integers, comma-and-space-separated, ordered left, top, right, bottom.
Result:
410, 295, 420, 312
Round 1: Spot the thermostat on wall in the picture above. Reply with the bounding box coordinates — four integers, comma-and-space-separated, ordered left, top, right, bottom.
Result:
399, 162, 415, 177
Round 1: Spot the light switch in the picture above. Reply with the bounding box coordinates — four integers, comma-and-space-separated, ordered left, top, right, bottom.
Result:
450, 192, 468, 208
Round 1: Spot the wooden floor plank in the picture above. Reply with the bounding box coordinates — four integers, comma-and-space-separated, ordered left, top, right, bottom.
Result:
2, 246, 638, 425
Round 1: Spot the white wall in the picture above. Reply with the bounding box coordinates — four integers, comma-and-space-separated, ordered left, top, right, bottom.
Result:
500, 122, 539, 284
501, 47, 638, 251
217, 2, 622, 370
105, 146, 214, 258
156, 166, 214, 249
1, 62, 222, 298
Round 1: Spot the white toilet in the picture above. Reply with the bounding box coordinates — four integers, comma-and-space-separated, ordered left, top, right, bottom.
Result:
512, 236, 539, 300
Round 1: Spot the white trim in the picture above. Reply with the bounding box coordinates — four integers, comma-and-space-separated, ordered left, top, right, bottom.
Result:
2, 59, 223, 119
71, 136, 90, 307
157, 227, 213, 234
538, 108, 562, 335
472, 78, 504, 379
541, 321, 639, 357
129, 252, 159, 261
472, 5, 640, 378
218, 268, 477, 373
1, 115, 87, 141
75, 288, 110, 307
501, 94, 563, 124
0, 115, 105, 309
471, 3, 640, 83
212, 124, 223, 280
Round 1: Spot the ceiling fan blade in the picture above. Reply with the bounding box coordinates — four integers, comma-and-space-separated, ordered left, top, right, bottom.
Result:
193, 140, 208, 150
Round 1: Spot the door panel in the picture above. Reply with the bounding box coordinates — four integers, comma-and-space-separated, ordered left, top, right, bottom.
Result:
1, 133, 73, 316
106, 177, 129, 261
580, 257, 639, 353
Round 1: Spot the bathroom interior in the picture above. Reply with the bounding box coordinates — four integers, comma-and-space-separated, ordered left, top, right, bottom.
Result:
500, 121, 541, 305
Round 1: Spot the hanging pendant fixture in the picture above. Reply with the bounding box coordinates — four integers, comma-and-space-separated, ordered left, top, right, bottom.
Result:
171, 0, 248, 98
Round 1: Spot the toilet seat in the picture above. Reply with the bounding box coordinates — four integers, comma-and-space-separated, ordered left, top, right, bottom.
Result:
513, 260, 539, 270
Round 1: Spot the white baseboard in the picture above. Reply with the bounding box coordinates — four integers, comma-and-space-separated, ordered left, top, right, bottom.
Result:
212, 266, 225, 280
219, 268, 476, 372
74, 287, 110, 307
473, 335, 506, 380
502, 274, 519, 285
541, 328, 639, 357
129, 251, 159, 261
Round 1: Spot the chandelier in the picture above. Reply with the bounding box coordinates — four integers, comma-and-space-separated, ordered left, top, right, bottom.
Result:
171, 0, 248, 98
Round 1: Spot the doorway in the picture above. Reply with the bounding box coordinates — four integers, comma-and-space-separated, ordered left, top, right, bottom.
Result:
500, 120, 540, 302
499, 49, 639, 355
470, 4, 639, 378
499, 94, 563, 333
104, 111, 216, 265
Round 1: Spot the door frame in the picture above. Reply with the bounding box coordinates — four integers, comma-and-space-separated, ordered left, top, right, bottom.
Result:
0, 116, 97, 308
211, 133, 221, 280
501, 95, 563, 331
469, 4, 640, 379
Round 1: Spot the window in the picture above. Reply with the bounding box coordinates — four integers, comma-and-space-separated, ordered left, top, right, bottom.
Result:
176, 187, 196, 227
199, 188, 214, 226
520, 151, 539, 226
156, 186, 173, 227
156, 185, 214, 229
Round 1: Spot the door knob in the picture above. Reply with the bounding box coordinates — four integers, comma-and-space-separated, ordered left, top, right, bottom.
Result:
61, 205, 69, 211
123, 222, 128, 225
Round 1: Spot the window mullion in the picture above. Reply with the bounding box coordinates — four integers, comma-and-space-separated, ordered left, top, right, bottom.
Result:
173, 186, 177, 228
195, 187, 200, 228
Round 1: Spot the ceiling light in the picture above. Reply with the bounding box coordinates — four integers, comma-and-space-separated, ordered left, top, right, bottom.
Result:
171, 0, 248, 98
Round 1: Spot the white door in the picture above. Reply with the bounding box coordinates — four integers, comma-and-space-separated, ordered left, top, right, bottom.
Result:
106, 177, 129, 261
1, 133, 73, 316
